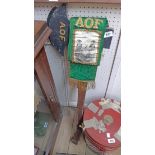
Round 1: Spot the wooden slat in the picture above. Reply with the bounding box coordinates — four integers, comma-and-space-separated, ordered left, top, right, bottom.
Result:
34, 20, 52, 59
35, 47, 61, 121
85, 146, 121, 155
52, 107, 75, 155
37, 150, 44, 155
42, 117, 55, 151
46, 113, 63, 155
68, 83, 87, 154
34, 21, 46, 38
34, 0, 121, 4
68, 134, 86, 155
109, 147, 121, 155
85, 145, 98, 155
34, 135, 45, 151
34, 113, 55, 151
44, 120, 59, 155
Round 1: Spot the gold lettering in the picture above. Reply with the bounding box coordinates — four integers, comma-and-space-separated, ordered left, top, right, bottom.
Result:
59, 22, 66, 42
75, 17, 103, 29
60, 29, 65, 35
93, 19, 103, 29
75, 17, 84, 27
60, 35, 65, 41
60, 22, 65, 28
84, 18, 94, 28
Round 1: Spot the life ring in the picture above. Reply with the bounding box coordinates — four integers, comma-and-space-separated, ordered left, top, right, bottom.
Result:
83, 98, 121, 151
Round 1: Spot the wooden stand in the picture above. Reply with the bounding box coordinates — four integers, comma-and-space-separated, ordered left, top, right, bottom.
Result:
34, 21, 62, 154
34, 20, 61, 121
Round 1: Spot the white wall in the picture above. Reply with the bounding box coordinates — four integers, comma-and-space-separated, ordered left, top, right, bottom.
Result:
106, 38, 121, 101
45, 45, 67, 106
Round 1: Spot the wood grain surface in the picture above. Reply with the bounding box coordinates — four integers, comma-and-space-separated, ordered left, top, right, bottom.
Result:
34, 20, 52, 59
34, 0, 121, 4
52, 107, 75, 155
35, 47, 61, 121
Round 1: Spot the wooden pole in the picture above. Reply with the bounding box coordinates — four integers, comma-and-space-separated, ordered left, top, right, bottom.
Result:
71, 81, 87, 144
77, 81, 87, 121
63, 48, 70, 107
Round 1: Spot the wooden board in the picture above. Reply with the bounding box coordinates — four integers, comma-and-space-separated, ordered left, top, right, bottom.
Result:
34, 113, 55, 151
34, 135, 45, 152
42, 118, 55, 151
52, 107, 75, 155
35, 47, 61, 121
108, 147, 121, 155
68, 134, 86, 155
34, 20, 52, 59
45, 121, 58, 155
37, 150, 44, 155
85, 145, 98, 155
85, 145, 121, 155
34, 0, 121, 4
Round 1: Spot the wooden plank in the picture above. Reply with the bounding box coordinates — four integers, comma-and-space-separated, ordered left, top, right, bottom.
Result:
68, 134, 86, 155
34, 21, 46, 39
85, 146, 121, 155
35, 47, 61, 121
68, 107, 86, 155
34, 135, 45, 151
52, 107, 75, 155
108, 147, 121, 155
37, 150, 44, 155
34, 21, 52, 59
34, 0, 121, 4
85, 145, 98, 155
34, 113, 56, 152
45, 121, 58, 155
42, 116, 55, 151
46, 114, 63, 155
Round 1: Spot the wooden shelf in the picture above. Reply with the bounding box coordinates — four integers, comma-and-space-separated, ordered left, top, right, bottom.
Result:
34, 0, 121, 4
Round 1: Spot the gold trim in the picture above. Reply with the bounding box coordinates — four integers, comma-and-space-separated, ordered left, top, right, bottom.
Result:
69, 78, 96, 89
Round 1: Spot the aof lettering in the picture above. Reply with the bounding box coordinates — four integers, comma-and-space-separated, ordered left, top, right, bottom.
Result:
75, 17, 103, 29
59, 22, 66, 42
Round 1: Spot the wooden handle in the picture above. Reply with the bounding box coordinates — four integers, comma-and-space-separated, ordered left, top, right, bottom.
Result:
76, 81, 87, 123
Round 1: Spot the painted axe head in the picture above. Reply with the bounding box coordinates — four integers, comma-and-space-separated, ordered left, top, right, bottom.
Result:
47, 6, 57, 26
47, 4, 69, 56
